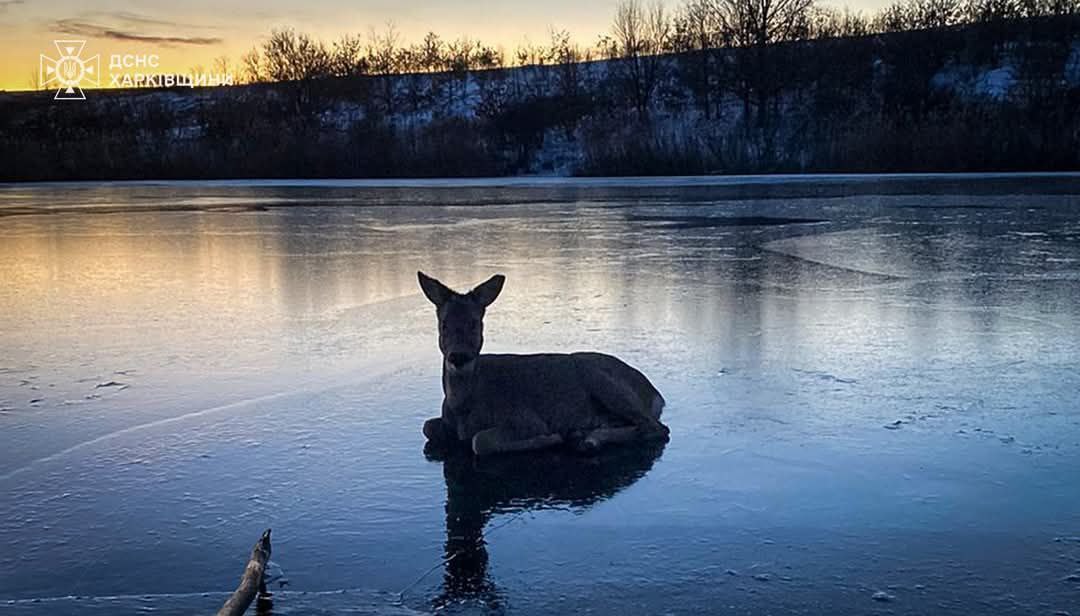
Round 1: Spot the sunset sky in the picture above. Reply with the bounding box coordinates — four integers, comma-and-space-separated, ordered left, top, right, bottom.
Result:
1, 0, 886, 91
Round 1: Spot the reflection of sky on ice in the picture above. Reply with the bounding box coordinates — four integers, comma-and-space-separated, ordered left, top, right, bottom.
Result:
1, 176, 1079, 615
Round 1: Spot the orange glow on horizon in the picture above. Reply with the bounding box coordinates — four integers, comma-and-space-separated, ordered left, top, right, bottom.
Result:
0, 0, 891, 92
0, 14, 610, 92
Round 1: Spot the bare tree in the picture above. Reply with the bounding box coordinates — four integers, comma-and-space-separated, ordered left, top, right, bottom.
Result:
808, 6, 869, 38
367, 22, 401, 76
612, 0, 646, 57
365, 23, 402, 113
262, 28, 330, 82
962, 0, 1021, 22
445, 37, 477, 72
212, 55, 233, 82
260, 28, 332, 114
718, 0, 814, 47
514, 38, 546, 74
417, 32, 446, 72
547, 28, 584, 99
708, 0, 814, 141
873, 0, 961, 30
673, 0, 729, 51
672, 0, 729, 116
872, 2, 915, 31
1037, 0, 1080, 15
648, 2, 674, 51
473, 45, 504, 69
910, 0, 963, 28
330, 34, 366, 77
441, 37, 475, 111
512, 39, 546, 99
240, 47, 264, 84
610, 0, 672, 115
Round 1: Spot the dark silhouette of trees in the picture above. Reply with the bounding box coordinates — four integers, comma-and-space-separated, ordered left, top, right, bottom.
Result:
547, 29, 586, 100
718, 0, 814, 46
671, 0, 729, 117
4, 0, 1080, 180
329, 35, 367, 78
607, 0, 673, 116
807, 6, 870, 38
708, 0, 814, 147
262, 28, 332, 82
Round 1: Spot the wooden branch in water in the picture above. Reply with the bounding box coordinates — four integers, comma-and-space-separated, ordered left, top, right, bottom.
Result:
216, 528, 272, 616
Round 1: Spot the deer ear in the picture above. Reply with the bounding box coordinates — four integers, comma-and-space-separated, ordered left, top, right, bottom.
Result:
469, 274, 505, 307
418, 271, 454, 307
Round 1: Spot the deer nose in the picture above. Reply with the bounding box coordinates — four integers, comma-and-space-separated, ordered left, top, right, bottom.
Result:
447, 352, 475, 368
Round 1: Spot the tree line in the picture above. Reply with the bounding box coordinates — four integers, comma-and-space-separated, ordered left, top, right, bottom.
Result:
1, 0, 1077, 179
225, 0, 1079, 133
233, 0, 1080, 84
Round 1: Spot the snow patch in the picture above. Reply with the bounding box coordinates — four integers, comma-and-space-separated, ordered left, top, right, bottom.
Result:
975, 66, 1016, 100
1065, 42, 1080, 87
932, 62, 1016, 101
528, 129, 583, 176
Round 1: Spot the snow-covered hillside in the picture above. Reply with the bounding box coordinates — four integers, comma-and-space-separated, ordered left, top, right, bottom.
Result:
2, 16, 1078, 180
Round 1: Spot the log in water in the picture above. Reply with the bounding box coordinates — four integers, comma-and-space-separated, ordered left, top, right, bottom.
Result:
216, 529, 272, 616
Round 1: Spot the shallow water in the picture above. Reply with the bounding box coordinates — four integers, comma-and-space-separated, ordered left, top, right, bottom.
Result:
1, 175, 1079, 615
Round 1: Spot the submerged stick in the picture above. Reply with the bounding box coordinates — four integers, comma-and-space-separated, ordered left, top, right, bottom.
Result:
216, 528, 272, 616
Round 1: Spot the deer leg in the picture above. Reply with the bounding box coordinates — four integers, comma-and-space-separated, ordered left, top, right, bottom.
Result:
587, 374, 670, 437
471, 427, 564, 457
423, 417, 451, 445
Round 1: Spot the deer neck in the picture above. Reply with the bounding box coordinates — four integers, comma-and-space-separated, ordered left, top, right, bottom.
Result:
442, 360, 478, 412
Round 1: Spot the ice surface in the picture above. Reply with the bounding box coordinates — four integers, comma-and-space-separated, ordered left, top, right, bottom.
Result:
1, 175, 1079, 615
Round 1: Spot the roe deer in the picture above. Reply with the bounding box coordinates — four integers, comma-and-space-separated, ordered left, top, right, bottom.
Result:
418, 272, 668, 456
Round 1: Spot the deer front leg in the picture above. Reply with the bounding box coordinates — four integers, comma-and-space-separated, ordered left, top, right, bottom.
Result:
419, 417, 440, 440
424, 417, 454, 446
471, 427, 564, 457
425, 399, 472, 445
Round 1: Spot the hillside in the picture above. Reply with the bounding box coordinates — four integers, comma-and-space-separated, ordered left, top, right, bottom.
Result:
1, 15, 1078, 181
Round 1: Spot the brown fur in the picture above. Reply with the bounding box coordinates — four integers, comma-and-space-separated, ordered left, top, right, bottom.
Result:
418, 272, 668, 456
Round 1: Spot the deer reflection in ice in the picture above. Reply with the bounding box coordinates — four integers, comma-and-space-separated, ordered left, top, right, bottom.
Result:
427, 442, 666, 612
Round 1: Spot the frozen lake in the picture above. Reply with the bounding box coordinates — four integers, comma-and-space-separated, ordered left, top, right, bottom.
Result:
1, 175, 1079, 615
